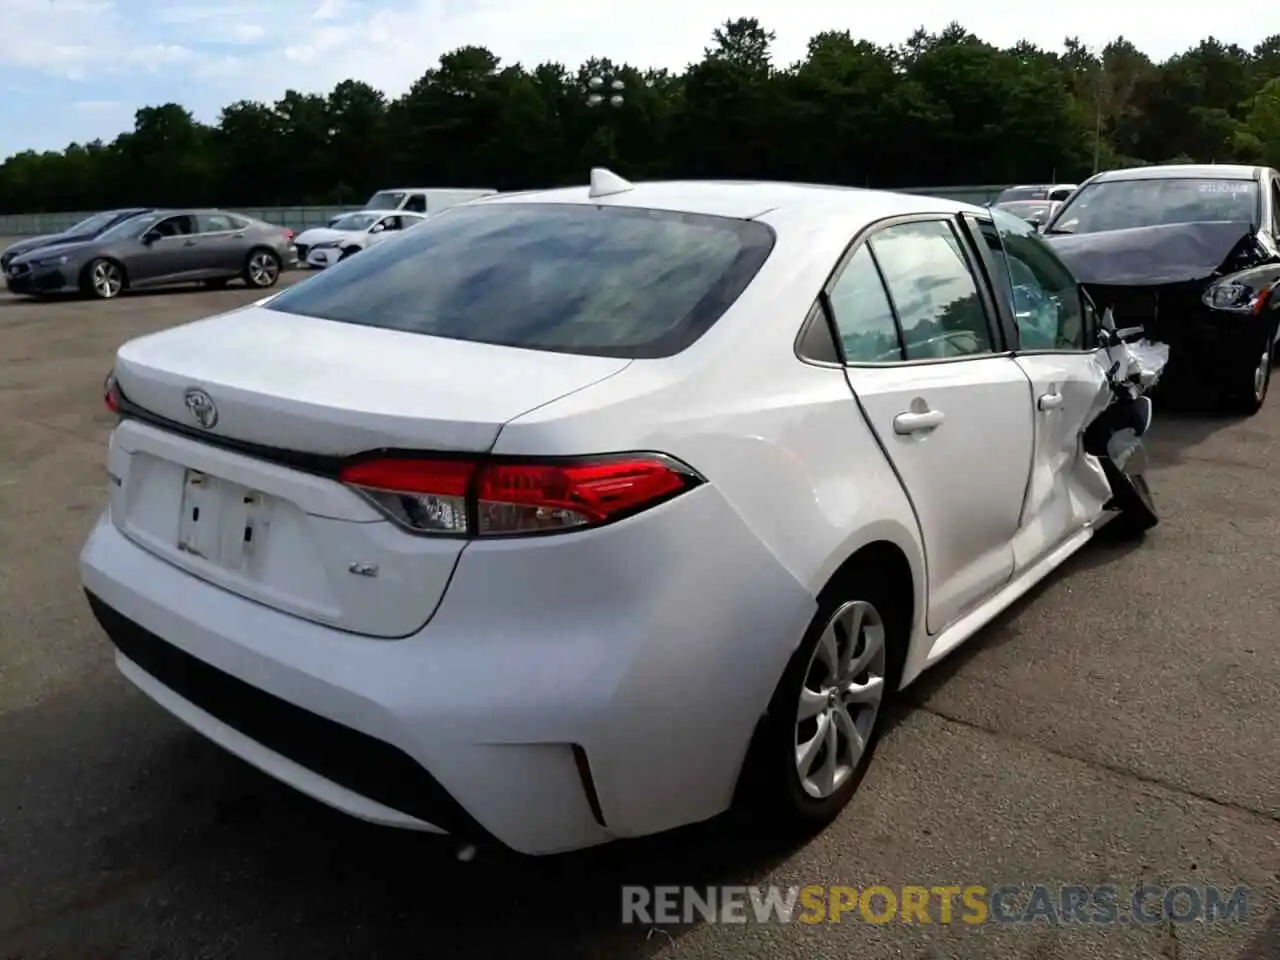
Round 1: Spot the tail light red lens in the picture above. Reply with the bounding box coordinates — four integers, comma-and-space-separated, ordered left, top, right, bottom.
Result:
338, 454, 702, 537
104, 371, 121, 413
283, 228, 295, 241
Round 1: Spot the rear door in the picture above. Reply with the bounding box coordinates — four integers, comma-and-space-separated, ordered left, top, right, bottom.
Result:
831, 215, 1036, 633
194, 212, 243, 274
962, 209, 1113, 571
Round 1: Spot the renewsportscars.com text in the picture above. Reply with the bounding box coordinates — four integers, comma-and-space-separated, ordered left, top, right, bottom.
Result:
621, 884, 1251, 926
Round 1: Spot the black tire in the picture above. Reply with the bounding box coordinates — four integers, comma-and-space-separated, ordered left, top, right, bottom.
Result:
1218, 336, 1272, 416
81, 258, 126, 300
1100, 460, 1159, 540
242, 248, 282, 289
736, 562, 906, 838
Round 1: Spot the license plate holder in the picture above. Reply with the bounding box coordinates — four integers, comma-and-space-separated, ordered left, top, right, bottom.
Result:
177, 468, 266, 572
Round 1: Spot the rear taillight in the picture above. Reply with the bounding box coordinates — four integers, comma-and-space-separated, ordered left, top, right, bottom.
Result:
283, 228, 295, 242
338, 454, 702, 537
104, 371, 121, 413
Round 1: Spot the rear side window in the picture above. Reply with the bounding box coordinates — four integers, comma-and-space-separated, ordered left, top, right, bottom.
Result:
266, 203, 776, 359
827, 247, 903, 362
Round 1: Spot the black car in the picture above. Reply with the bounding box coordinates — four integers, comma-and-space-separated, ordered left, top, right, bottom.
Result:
1042, 164, 1280, 414
0, 208, 153, 273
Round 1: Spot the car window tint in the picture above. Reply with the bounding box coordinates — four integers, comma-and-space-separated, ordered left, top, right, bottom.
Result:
868, 220, 993, 360
198, 213, 234, 232
152, 215, 194, 237
1270, 178, 1280, 235
970, 217, 1016, 318
265, 203, 776, 359
402, 194, 427, 212
990, 209, 1086, 350
827, 246, 903, 362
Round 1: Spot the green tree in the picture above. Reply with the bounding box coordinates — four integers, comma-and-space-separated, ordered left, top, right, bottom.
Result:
0, 21, 1277, 214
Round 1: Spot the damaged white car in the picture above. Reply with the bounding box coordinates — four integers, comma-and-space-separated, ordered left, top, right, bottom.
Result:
82, 173, 1166, 857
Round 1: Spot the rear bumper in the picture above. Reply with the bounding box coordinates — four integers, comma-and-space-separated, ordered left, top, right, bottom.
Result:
80, 493, 814, 854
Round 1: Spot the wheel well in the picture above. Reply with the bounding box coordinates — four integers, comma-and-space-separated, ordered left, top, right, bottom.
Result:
80, 256, 127, 286
822, 541, 913, 627
245, 245, 279, 263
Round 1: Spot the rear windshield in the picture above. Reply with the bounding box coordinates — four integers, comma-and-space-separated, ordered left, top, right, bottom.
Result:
265, 202, 776, 358
996, 186, 1049, 202
1047, 178, 1260, 235
367, 191, 405, 209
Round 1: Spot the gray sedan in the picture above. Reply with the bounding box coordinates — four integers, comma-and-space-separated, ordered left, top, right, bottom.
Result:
4, 209, 297, 300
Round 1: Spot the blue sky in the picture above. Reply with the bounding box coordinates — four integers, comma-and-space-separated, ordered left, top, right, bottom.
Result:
2, 0, 1275, 160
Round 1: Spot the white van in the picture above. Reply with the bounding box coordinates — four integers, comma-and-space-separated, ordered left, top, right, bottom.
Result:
363, 187, 497, 214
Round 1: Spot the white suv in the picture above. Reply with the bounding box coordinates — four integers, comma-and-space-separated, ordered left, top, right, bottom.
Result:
82, 173, 1131, 856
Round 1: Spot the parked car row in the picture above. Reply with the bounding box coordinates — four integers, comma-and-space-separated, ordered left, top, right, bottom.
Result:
78, 163, 1279, 861
2, 187, 497, 299
4, 208, 296, 299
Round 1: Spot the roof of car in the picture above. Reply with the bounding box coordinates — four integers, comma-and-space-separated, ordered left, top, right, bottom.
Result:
475, 179, 980, 225
1091, 164, 1262, 183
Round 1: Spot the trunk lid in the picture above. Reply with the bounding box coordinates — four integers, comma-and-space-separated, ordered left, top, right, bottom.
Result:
114, 305, 630, 455
110, 306, 630, 637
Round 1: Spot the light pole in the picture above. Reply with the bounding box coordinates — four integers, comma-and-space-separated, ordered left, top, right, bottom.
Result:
586, 75, 625, 108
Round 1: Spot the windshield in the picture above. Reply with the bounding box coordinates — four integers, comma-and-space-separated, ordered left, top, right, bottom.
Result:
97, 213, 161, 241
366, 192, 405, 209
1047, 178, 1260, 235
996, 186, 1049, 203
66, 210, 126, 235
330, 212, 380, 231
266, 202, 776, 359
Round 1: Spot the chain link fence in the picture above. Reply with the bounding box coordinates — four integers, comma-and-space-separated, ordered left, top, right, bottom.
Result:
0, 186, 1010, 236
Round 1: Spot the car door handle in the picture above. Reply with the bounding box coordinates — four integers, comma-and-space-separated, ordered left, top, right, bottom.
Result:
1038, 392, 1063, 411
893, 409, 945, 434
183, 239, 197, 246
232, 232, 245, 238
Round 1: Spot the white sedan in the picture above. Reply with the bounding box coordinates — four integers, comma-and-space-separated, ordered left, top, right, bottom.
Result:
82, 170, 1136, 856
294, 210, 427, 268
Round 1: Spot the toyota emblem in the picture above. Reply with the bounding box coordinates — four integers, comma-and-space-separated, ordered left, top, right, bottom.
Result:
183, 388, 218, 429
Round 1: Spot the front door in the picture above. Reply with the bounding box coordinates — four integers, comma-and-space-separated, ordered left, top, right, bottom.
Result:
963, 210, 1113, 571
829, 217, 1036, 633
133, 214, 201, 284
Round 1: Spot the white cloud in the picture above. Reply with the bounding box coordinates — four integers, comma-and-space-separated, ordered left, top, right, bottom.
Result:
1, 0, 1275, 123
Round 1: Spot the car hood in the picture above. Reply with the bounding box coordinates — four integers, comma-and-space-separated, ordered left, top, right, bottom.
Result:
1043, 221, 1265, 286
3, 233, 62, 259
11, 239, 101, 264
295, 227, 359, 245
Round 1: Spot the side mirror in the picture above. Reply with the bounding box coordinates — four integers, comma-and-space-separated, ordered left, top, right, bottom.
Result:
141, 230, 159, 245
370, 223, 385, 233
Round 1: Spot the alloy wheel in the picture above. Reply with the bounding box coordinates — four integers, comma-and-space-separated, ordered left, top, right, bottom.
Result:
794, 599, 887, 799
248, 252, 279, 286
92, 261, 122, 299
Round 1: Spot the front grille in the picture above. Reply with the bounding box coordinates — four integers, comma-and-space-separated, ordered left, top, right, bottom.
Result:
294, 244, 309, 260
1084, 283, 1156, 332
85, 590, 490, 842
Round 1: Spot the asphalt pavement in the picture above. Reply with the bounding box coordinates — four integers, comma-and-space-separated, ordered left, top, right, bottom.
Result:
0, 257, 1277, 960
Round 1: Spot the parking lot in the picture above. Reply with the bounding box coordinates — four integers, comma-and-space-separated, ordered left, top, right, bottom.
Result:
1, 257, 1278, 960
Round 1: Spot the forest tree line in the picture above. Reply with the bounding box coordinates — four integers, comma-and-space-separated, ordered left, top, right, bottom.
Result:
2, 18, 1280, 214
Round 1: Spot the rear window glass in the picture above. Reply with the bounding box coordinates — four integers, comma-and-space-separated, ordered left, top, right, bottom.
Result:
266, 203, 776, 358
